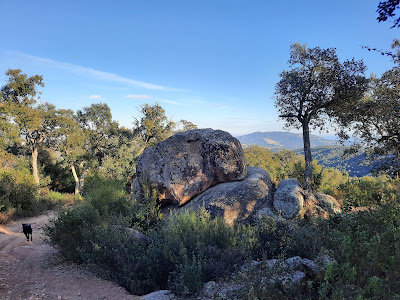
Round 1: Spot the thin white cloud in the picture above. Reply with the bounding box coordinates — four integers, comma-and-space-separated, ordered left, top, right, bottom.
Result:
90, 95, 102, 99
125, 94, 153, 99
157, 98, 180, 105
8, 51, 184, 92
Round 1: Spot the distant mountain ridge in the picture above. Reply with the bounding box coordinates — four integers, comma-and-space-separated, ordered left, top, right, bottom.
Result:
236, 131, 339, 150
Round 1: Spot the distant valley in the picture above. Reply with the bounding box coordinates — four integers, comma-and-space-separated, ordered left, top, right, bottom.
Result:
292, 146, 372, 177
236, 131, 340, 150
237, 132, 372, 177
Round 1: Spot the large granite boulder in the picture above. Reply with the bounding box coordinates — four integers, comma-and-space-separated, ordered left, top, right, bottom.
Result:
182, 167, 274, 225
273, 179, 305, 219
135, 129, 247, 206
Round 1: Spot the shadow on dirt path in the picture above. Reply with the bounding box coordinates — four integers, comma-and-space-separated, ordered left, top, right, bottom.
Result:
0, 211, 140, 300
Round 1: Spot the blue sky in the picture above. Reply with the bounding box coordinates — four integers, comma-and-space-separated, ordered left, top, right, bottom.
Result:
0, 0, 397, 136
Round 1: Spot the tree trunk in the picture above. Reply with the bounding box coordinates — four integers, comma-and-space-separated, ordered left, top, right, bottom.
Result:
302, 122, 313, 192
32, 146, 40, 185
79, 169, 88, 194
71, 165, 80, 195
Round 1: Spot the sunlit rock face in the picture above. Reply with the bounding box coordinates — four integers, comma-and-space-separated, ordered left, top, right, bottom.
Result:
135, 128, 247, 206
273, 179, 305, 219
183, 167, 274, 225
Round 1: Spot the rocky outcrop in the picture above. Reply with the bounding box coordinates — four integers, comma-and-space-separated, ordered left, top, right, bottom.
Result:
182, 167, 273, 225
135, 129, 247, 206
273, 179, 305, 219
201, 254, 336, 299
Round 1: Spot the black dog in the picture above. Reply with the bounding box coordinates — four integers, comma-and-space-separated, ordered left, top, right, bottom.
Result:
22, 224, 32, 241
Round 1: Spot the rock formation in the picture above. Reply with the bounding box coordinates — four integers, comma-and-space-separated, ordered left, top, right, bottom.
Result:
273, 179, 305, 219
183, 167, 273, 225
314, 193, 342, 214
135, 128, 247, 206
134, 128, 341, 223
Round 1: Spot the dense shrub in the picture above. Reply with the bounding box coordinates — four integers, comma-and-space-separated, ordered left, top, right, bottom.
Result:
0, 168, 38, 218
45, 204, 101, 262
130, 188, 163, 233
83, 175, 133, 218
38, 190, 80, 208
327, 175, 400, 207
46, 205, 257, 296
238, 203, 400, 299
317, 203, 400, 299
254, 216, 325, 261
163, 208, 256, 296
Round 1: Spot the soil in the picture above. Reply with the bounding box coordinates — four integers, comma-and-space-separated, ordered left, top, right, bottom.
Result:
0, 211, 141, 300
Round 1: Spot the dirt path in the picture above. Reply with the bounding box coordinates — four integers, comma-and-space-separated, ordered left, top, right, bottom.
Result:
0, 211, 141, 300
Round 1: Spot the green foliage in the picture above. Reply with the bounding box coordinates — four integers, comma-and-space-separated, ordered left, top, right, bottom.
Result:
162, 208, 256, 295
45, 204, 101, 262
244, 146, 324, 189
39, 190, 80, 208
83, 175, 133, 218
130, 188, 163, 233
230, 202, 400, 299
316, 203, 400, 298
0, 68, 44, 105
275, 43, 367, 191
0, 162, 38, 218
254, 216, 325, 261
319, 168, 349, 195
46, 205, 256, 296
168, 247, 204, 296
133, 102, 175, 149
39, 148, 75, 193
327, 175, 400, 207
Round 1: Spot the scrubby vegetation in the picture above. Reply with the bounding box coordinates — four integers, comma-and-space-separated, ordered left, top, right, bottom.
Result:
44, 175, 400, 298
45, 186, 257, 296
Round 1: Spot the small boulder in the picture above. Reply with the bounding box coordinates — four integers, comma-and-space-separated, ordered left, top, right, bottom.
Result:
315, 193, 342, 214
183, 167, 273, 225
273, 179, 305, 219
135, 129, 247, 206
140, 290, 175, 300
202, 281, 217, 298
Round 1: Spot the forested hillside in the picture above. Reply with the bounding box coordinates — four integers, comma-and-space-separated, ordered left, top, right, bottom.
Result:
236, 131, 339, 150
293, 145, 373, 177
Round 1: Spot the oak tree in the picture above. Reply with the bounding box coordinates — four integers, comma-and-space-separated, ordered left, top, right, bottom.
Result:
275, 44, 368, 191
0, 69, 63, 185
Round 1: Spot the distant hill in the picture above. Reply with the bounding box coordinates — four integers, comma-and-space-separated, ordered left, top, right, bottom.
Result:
293, 145, 373, 177
236, 131, 339, 150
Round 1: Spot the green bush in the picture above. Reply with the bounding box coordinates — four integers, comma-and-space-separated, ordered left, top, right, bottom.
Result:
327, 175, 400, 207
46, 205, 257, 296
80, 224, 167, 295
317, 203, 400, 298
83, 175, 133, 218
45, 204, 101, 262
254, 216, 325, 261
39, 190, 79, 209
0, 169, 38, 217
162, 208, 256, 295
130, 188, 163, 233
228, 203, 400, 299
